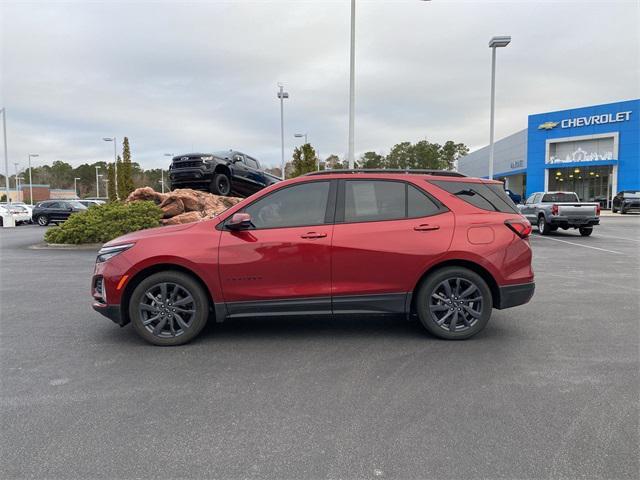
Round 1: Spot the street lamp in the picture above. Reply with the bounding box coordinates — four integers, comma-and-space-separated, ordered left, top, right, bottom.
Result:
95, 166, 101, 198
1, 108, 9, 204
347, 0, 356, 169
488, 35, 511, 180
103, 137, 118, 198
163, 153, 175, 194
294, 133, 308, 144
277, 84, 289, 179
74, 177, 81, 198
27, 153, 39, 205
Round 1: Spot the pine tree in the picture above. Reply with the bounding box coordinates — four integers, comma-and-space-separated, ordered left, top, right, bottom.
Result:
119, 137, 135, 199
107, 161, 117, 201
291, 143, 319, 177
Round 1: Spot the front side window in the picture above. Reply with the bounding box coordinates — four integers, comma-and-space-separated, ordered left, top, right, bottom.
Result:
245, 157, 259, 169
242, 181, 330, 229
47, 202, 61, 209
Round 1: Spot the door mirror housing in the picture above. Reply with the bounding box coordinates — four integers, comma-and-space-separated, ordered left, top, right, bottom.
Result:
227, 213, 252, 230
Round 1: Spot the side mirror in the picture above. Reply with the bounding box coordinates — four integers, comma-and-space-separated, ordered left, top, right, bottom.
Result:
227, 212, 252, 230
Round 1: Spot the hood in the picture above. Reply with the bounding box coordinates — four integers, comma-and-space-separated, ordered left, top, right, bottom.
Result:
103, 221, 203, 247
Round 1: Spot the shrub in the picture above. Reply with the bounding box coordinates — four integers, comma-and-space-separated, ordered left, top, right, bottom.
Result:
44, 201, 163, 244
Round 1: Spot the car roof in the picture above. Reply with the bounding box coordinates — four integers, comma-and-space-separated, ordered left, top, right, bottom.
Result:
301, 170, 499, 184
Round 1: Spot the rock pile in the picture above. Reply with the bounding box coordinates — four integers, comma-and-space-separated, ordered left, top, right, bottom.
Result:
126, 187, 243, 225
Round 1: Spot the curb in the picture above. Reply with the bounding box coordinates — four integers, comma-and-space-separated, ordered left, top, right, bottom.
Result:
29, 242, 103, 250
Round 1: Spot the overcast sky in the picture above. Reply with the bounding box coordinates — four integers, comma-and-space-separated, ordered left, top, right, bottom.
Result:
1, 0, 638, 171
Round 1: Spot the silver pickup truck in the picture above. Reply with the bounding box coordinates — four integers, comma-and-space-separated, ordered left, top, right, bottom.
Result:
519, 191, 600, 236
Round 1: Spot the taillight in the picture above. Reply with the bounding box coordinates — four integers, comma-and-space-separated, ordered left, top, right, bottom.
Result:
505, 219, 532, 239
551, 204, 559, 216
596, 204, 601, 216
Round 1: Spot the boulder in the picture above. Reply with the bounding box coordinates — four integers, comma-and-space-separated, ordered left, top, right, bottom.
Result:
162, 211, 203, 225
126, 187, 168, 204
160, 198, 185, 218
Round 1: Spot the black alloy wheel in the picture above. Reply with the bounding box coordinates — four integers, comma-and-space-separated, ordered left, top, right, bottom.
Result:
579, 227, 593, 236
213, 174, 231, 196
416, 267, 492, 340
129, 271, 209, 346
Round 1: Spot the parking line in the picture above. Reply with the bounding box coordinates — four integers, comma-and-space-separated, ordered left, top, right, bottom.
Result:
533, 235, 625, 255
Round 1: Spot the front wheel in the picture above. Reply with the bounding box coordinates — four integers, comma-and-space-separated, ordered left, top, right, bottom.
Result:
212, 174, 231, 196
579, 227, 593, 236
36, 215, 49, 226
129, 271, 209, 346
415, 267, 493, 340
538, 216, 550, 235
612, 207, 618, 213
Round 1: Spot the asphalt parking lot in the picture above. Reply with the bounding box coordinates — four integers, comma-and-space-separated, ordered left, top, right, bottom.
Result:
1, 217, 638, 480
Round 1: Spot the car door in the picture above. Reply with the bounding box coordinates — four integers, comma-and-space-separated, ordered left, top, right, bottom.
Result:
521, 194, 538, 221
330, 179, 455, 314
44, 202, 63, 221
218, 180, 336, 317
230, 154, 251, 195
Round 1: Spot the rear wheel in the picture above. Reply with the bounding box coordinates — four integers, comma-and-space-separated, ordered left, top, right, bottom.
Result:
579, 227, 593, 236
36, 215, 49, 226
612, 206, 618, 213
212, 173, 231, 196
129, 271, 209, 346
537, 216, 550, 235
416, 267, 492, 340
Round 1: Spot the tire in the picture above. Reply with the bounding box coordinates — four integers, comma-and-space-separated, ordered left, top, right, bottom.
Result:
537, 215, 549, 235
621, 208, 627, 215
212, 173, 231, 196
612, 207, 618, 213
36, 215, 49, 226
415, 267, 493, 340
129, 271, 209, 346
579, 227, 593, 236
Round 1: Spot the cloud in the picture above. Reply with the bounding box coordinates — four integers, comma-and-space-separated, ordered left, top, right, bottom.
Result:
1, 0, 638, 171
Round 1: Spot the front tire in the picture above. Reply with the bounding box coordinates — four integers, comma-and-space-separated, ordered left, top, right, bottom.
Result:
415, 267, 492, 340
36, 215, 49, 226
538, 216, 550, 235
579, 227, 593, 236
129, 271, 209, 346
212, 173, 231, 196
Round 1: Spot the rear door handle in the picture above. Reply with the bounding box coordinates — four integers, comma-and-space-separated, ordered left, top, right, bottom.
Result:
414, 224, 440, 231
300, 232, 327, 239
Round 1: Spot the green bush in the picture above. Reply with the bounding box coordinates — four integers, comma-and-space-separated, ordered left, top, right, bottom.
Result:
44, 201, 163, 244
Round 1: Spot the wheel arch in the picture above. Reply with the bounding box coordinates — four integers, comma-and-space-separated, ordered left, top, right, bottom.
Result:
214, 164, 232, 178
119, 263, 215, 326
411, 259, 500, 314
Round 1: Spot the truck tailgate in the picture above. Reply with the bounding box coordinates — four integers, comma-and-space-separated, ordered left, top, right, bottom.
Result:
557, 204, 597, 217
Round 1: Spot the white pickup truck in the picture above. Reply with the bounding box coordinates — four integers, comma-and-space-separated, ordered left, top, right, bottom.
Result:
518, 191, 600, 236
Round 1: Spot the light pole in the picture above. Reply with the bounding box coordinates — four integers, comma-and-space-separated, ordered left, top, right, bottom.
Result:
1, 108, 9, 204
27, 153, 39, 205
74, 177, 81, 198
277, 84, 289, 179
488, 35, 511, 180
347, 0, 356, 169
13, 163, 19, 200
294, 133, 308, 145
163, 153, 175, 194
103, 137, 118, 198
95, 166, 101, 198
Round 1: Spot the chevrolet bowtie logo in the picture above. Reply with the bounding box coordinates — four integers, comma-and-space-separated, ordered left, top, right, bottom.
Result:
538, 121, 559, 130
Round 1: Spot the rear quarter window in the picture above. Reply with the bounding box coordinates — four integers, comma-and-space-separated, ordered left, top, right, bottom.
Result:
429, 180, 519, 214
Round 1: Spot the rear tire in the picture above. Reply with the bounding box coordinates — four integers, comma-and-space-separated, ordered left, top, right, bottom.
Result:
212, 173, 231, 196
538, 216, 550, 235
579, 227, 593, 236
36, 215, 49, 226
129, 271, 209, 346
612, 207, 618, 213
415, 267, 492, 340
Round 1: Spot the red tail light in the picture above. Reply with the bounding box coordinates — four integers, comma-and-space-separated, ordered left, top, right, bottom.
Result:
596, 204, 601, 216
505, 219, 532, 239
551, 204, 559, 216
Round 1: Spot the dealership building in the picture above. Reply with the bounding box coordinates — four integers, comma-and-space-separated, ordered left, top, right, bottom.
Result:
458, 99, 639, 207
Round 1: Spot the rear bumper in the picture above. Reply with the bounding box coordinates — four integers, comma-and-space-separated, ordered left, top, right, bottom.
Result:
549, 216, 599, 227
92, 302, 124, 326
496, 282, 535, 309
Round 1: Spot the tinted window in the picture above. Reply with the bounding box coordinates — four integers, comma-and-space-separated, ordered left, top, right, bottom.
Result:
245, 157, 259, 169
429, 180, 519, 213
67, 201, 87, 209
243, 181, 330, 229
46, 202, 61, 209
345, 180, 405, 222
526, 194, 536, 204
542, 193, 579, 203
408, 184, 441, 217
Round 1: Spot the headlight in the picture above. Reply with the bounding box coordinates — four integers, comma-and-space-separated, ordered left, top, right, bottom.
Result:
96, 243, 135, 263
201, 156, 213, 162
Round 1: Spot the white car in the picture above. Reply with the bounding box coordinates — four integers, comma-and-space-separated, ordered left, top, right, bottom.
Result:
9, 202, 33, 222
0, 204, 31, 225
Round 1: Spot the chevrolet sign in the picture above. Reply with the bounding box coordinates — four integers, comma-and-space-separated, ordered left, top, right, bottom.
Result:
560, 111, 632, 128
538, 121, 559, 130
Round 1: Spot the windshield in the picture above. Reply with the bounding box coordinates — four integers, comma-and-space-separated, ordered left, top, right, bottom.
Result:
542, 193, 579, 203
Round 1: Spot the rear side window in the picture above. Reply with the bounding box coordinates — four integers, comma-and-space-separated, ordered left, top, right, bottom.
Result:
408, 184, 441, 217
542, 193, 579, 203
430, 180, 519, 214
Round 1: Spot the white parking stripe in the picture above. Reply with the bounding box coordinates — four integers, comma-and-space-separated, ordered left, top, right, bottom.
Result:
532, 235, 625, 255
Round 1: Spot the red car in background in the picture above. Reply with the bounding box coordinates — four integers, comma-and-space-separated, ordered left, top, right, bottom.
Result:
92, 170, 534, 346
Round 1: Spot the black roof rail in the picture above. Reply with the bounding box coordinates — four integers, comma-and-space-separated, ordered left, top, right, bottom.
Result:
305, 169, 466, 177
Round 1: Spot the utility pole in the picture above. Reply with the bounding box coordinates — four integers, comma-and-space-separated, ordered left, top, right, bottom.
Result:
1, 108, 9, 204
95, 165, 101, 198
28, 153, 39, 205
347, 0, 356, 169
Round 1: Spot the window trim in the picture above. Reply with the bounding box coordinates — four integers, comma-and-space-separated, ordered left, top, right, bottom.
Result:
335, 179, 447, 225
219, 179, 337, 231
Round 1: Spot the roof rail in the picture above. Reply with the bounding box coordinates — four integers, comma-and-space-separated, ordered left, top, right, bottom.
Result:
305, 169, 466, 177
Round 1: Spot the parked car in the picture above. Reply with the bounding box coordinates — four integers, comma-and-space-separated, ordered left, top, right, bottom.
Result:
519, 191, 600, 236
32, 200, 87, 226
168, 151, 280, 197
92, 169, 535, 346
505, 189, 522, 204
0, 203, 31, 224
612, 191, 640, 214
5, 202, 33, 222
78, 199, 106, 208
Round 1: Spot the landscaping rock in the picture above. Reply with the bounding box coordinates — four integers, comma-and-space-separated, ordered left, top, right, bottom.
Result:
162, 211, 203, 225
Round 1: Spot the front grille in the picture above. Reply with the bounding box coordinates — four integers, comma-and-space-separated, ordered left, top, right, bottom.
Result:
172, 159, 203, 169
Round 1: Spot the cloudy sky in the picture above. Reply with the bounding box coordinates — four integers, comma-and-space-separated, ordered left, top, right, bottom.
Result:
1, 0, 638, 171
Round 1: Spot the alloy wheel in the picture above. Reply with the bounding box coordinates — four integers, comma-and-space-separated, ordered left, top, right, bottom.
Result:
138, 282, 196, 338
429, 277, 483, 333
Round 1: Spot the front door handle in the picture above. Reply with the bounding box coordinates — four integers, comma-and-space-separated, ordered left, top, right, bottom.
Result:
414, 224, 440, 232
300, 232, 327, 239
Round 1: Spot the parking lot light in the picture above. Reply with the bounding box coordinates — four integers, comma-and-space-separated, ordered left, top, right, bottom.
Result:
95, 165, 101, 198
74, 177, 81, 198
27, 153, 39, 205
103, 137, 117, 199
488, 35, 511, 180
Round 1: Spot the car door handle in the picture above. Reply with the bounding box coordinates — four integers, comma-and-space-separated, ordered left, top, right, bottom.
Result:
300, 232, 327, 239
414, 224, 440, 231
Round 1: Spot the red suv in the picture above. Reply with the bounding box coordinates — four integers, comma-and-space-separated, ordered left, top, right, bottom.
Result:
92, 170, 534, 345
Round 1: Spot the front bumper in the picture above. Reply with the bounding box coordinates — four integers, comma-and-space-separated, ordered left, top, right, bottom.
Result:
496, 282, 535, 309
92, 302, 123, 326
169, 168, 214, 184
